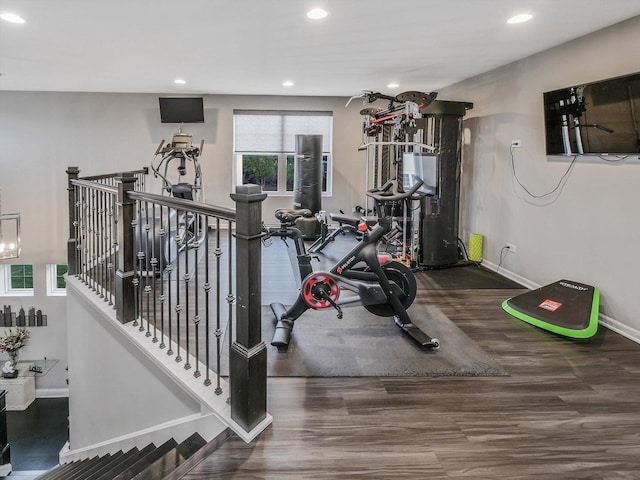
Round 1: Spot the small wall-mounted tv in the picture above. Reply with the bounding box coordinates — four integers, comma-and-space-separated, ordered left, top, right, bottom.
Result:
159, 97, 205, 123
543, 72, 640, 156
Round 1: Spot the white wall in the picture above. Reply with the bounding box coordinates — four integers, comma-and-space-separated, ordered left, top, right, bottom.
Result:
66, 278, 203, 450
0, 91, 371, 389
441, 16, 640, 338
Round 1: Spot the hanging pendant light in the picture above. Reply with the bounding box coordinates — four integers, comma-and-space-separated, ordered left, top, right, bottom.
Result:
0, 189, 21, 260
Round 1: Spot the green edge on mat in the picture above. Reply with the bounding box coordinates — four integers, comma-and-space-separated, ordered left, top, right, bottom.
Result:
501, 288, 600, 339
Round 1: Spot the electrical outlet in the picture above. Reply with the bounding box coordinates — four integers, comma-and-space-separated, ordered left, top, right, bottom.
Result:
511, 140, 522, 148
506, 243, 517, 253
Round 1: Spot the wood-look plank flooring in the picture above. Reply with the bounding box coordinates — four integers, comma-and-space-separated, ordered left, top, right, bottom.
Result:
182, 279, 640, 479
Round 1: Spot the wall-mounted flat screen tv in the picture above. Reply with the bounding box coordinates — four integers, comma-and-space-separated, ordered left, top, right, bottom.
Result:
543, 72, 640, 156
159, 97, 205, 123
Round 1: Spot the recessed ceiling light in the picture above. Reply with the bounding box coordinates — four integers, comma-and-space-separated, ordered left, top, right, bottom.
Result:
174, 79, 186, 85
282, 81, 294, 87
307, 8, 329, 20
507, 13, 533, 24
0, 13, 26, 24
387, 83, 400, 89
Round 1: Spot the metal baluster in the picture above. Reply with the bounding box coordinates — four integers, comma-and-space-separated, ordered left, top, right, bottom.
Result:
107, 193, 115, 306
90, 189, 96, 292
102, 191, 110, 301
213, 217, 221, 393
111, 192, 118, 308
175, 208, 182, 363
81, 187, 88, 285
203, 217, 212, 386
226, 220, 234, 402
74, 185, 82, 279
159, 205, 167, 349
144, 201, 152, 337
99, 190, 105, 299
166, 207, 174, 356
193, 215, 202, 379
131, 202, 140, 328
151, 203, 158, 343
184, 210, 192, 371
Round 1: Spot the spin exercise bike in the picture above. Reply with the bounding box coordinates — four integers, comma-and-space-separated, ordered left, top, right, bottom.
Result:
263, 179, 440, 352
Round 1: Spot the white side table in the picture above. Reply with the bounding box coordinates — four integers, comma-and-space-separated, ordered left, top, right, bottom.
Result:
0, 365, 36, 411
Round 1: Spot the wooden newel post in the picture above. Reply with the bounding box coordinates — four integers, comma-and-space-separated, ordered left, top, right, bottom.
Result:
229, 184, 268, 433
115, 175, 138, 324
66, 167, 80, 275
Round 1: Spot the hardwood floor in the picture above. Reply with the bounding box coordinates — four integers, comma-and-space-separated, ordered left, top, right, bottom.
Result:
182, 281, 640, 479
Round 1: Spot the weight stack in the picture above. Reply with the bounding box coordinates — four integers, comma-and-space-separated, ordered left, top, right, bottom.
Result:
293, 134, 322, 239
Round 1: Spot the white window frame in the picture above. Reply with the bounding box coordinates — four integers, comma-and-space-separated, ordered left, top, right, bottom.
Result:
46, 264, 68, 296
0, 264, 34, 297
233, 110, 333, 196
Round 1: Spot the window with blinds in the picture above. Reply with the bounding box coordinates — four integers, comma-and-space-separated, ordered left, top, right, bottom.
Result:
233, 110, 333, 194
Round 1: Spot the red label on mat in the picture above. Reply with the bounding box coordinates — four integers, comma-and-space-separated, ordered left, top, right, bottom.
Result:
539, 299, 562, 312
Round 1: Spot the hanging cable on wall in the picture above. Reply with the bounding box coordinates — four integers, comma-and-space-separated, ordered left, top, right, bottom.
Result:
509, 144, 577, 201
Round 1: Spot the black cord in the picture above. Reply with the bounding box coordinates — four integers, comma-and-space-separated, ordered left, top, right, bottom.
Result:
457, 237, 481, 265
598, 154, 629, 162
510, 145, 577, 198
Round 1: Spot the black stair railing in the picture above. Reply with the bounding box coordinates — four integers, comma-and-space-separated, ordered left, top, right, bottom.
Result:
66, 167, 268, 436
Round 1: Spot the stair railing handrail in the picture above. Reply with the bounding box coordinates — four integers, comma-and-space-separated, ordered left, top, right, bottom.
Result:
66, 167, 268, 439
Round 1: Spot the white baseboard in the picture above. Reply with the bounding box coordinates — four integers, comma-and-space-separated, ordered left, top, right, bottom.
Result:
598, 313, 640, 345
480, 260, 540, 290
36, 388, 69, 398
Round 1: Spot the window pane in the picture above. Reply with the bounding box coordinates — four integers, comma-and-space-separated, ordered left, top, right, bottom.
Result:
10, 265, 23, 276
56, 264, 68, 289
242, 155, 278, 192
9, 264, 33, 290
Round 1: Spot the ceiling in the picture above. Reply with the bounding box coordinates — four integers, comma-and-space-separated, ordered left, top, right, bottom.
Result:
1, 0, 639, 97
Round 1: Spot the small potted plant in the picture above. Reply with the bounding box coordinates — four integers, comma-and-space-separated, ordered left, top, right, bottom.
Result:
0, 326, 30, 378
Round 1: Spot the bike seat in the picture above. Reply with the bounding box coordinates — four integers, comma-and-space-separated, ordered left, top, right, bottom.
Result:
275, 208, 313, 225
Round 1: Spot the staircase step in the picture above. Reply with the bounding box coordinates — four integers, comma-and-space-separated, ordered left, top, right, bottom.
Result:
83, 446, 140, 480
129, 441, 186, 480
36, 433, 213, 480
160, 428, 233, 480
66, 453, 116, 480
39, 456, 94, 480
93, 444, 156, 480
111, 439, 178, 480
176, 433, 207, 460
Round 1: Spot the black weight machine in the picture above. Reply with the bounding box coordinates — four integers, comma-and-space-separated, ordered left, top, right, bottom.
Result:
320, 91, 473, 269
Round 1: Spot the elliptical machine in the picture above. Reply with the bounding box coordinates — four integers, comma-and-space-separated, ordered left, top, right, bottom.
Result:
263, 179, 440, 352
139, 131, 206, 271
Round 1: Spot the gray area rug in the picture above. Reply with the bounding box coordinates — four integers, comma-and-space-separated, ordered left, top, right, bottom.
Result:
221, 303, 507, 377
220, 234, 508, 377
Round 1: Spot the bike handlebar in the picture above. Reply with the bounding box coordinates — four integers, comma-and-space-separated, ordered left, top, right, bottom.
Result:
366, 179, 424, 203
